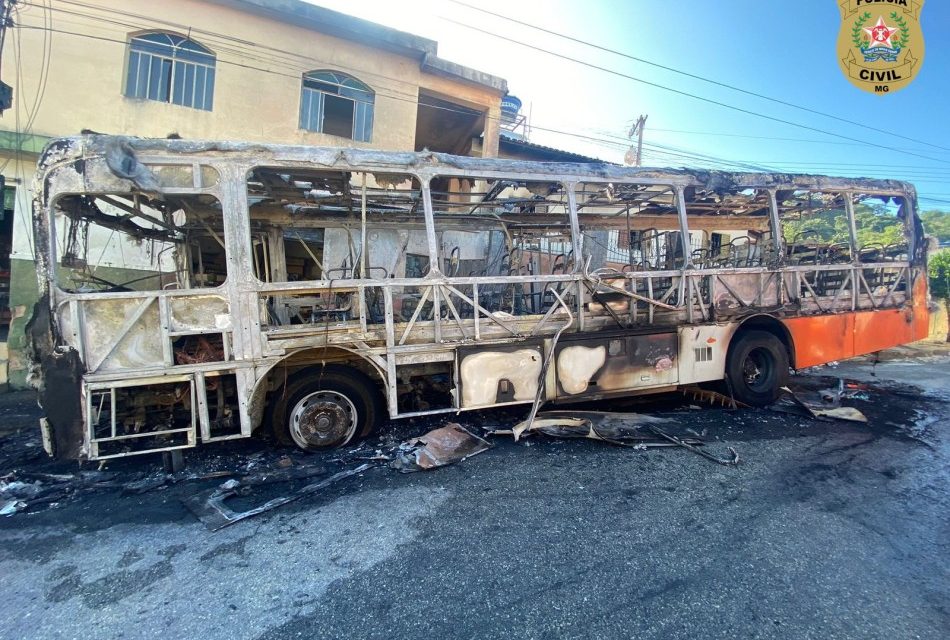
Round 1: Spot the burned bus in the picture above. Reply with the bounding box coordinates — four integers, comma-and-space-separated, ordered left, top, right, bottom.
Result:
27, 135, 931, 460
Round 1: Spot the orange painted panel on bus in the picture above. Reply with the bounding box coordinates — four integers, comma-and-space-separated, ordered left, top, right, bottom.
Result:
853, 309, 915, 357
783, 314, 855, 369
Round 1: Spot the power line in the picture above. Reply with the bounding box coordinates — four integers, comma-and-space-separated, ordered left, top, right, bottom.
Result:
605, 126, 940, 152
34, 0, 950, 168
14, 16, 950, 189
587, 126, 950, 178
22, 0, 52, 135
42, 0, 948, 168
16, 18, 946, 190
599, 128, 950, 176
447, 0, 950, 155
29, 0, 950, 175
436, 15, 950, 167
10, 7, 950, 203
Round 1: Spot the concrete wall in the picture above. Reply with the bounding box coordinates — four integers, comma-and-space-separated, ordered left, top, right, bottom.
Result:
2, 0, 503, 147
4, 0, 422, 147
930, 300, 949, 342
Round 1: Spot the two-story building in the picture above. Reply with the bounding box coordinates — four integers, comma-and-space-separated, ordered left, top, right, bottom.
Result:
0, 0, 510, 387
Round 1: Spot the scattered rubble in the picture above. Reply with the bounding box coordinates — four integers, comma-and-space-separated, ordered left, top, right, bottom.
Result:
184, 463, 374, 531
0, 370, 941, 526
646, 426, 740, 466
1, 500, 25, 516
501, 410, 738, 465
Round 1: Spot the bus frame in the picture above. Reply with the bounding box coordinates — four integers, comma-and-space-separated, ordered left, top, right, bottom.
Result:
28, 135, 931, 460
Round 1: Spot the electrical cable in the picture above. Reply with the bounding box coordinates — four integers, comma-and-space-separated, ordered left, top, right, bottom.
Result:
27, 0, 950, 164
8, 9, 950, 204
436, 15, 950, 167
447, 0, 950, 154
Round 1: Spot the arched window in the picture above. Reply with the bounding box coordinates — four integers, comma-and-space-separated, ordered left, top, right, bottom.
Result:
299, 71, 374, 142
125, 32, 216, 111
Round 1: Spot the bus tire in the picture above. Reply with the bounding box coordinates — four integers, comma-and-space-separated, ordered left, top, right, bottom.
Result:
725, 330, 789, 407
271, 366, 383, 451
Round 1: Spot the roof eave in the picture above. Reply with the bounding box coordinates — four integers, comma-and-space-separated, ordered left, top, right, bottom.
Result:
420, 53, 508, 94
206, 0, 438, 59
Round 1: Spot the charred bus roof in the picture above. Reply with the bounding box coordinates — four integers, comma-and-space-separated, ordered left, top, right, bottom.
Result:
36, 135, 918, 199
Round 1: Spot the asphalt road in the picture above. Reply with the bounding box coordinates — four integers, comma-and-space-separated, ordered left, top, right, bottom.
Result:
1, 355, 948, 640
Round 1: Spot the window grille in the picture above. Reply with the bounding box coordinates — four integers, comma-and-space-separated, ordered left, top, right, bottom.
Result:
125, 33, 215, 111
300, 71, 374, 142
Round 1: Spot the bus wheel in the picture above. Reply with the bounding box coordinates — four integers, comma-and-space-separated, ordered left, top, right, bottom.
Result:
725, 330, 789, 407
273, 366, 383, 451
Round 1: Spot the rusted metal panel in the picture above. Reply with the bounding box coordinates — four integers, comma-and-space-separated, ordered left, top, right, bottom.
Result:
911, 273, 931, 341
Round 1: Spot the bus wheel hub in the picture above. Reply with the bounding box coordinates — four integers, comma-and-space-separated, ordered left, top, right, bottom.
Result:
293, 400, 351, 447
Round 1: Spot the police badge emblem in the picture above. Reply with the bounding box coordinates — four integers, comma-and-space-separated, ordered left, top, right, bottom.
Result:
837, 1, 925, 94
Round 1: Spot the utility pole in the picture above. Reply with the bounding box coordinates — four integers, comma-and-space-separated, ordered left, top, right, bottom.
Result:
624, 114, 648, 167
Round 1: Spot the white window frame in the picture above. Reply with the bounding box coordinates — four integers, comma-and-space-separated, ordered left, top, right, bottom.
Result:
299, 71, 374, 142
125, 32, 216, 111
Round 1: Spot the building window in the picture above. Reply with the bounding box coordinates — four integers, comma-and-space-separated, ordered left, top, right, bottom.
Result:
299, 71, 374, 142
125, 32, 216, 111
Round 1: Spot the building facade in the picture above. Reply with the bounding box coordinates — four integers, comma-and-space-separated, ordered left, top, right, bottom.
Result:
0, 0, 507, 387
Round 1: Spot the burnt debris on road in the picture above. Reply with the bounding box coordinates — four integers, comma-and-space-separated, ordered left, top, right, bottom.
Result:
0, 359, 944, 525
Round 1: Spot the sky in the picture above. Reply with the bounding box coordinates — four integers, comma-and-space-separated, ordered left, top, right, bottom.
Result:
308, 0, 950, 211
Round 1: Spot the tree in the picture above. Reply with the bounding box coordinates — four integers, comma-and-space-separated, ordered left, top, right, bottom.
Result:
929, 249, 950, 342
781, 202, 905, 248
920, 210, 950, 245
852, 204, 904, 246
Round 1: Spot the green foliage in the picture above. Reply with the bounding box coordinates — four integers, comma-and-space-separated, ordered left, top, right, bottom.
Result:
781, 201, 905, 247
929, 249, 950, 302
854, 205, 905, 246
782, 207, 847, 244
920, 210, 950, 244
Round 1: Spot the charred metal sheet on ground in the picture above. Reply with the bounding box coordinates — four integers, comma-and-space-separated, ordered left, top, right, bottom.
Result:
646, 425, 740, 466
773, 386, 868, 423
509, 410, 679, 443
505, 409, 739, 465
391, 423, 492, 473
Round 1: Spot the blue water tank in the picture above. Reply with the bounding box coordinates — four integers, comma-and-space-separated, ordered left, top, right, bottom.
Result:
500, 95, 522, 123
